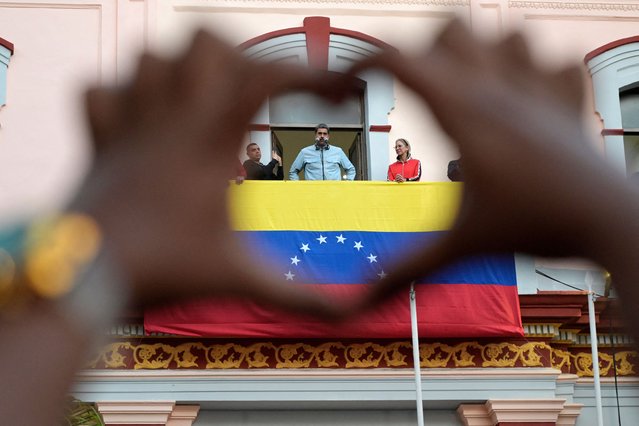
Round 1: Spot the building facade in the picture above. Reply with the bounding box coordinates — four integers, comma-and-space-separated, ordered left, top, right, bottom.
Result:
2, 1, 639, 425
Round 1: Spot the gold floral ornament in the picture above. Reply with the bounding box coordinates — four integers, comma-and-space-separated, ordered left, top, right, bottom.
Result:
572, 351, 638, 377
419, 342, 476, 368
24, 214, 101, 299
481, 342, 548, 368
345, 342, 387, 368
550, 347, 571, 371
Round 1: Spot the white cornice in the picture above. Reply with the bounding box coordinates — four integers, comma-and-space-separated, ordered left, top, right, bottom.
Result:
510, 1, 639, 12
173, 0, 469, 7
73, 368, 564, 409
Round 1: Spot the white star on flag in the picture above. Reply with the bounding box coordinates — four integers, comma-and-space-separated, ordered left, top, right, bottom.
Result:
300, 243, 310, 253
354, 241, 363, 251
336, 234, 346, 244
285, 271, 295, 280
377, 270, 387, 279
290, 256, 300, 265
367, 253, 378, 263
316, 235, 327, 244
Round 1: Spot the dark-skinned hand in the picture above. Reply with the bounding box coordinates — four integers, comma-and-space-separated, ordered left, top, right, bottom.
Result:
349, 21, 639, 338
74, 30, 355, 317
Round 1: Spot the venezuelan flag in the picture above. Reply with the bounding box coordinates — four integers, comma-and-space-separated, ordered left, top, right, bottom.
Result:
144, 182, 523, 338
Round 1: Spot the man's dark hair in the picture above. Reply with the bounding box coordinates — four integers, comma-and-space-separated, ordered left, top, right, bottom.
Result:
246, 142, 259, 152
315, 123, 330, 133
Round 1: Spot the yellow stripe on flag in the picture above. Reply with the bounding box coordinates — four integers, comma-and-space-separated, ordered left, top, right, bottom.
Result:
228, 181, 462, 232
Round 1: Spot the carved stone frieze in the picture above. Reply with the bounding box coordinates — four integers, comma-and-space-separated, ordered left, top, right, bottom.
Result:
510, 1, 639, 12
174, 0, 469, 7
87, 339, 638, 376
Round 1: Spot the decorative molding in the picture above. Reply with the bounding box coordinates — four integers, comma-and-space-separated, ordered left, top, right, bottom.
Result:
557, 403, 584, 426
601, 128, 625, 136
369, 124, 392, 132
109, 323, 147, 337
90, 341, 411, 369
0, 37, 13, 108
0, 37, 13, 54
457, 404, 493, 426
571, 350, 637, 376
556, 328, 580, 344
486, 398, 566, 423
524, 323, 561, 338
88, 340, 638, 376
458, 399, 581, 425
167, 405, 200, 426
176, 0, 469, 8
585, 36, 639, 63
96, 401, 175, 424
509, 1, 639, 12
248, 123, 271, 131
573, 332, 634, 346
421, 341, 549, 368
239, 16, 394, 63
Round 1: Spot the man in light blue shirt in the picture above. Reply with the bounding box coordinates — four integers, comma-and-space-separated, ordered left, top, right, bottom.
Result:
288, 123, 356, 181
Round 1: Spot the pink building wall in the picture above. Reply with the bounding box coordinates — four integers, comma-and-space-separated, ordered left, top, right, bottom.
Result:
1, 0, 637, 220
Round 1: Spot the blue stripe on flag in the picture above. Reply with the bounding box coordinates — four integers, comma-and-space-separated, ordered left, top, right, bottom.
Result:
238, 231, 516, 286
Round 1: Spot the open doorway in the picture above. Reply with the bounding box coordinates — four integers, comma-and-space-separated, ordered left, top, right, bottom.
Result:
267, 74, 367, 180
272, 128, 366, 180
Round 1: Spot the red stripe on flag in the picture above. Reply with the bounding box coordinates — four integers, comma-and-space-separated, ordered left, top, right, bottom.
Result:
145, 284, 522, 338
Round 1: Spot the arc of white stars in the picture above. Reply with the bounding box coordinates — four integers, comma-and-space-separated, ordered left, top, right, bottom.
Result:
354, 241, 363, 251
377, 270, 387, 279
290, 256, 300, 265
300, 243, 310, 253
316, 234, 327, 244
367, 253, 378, 263
285, 271, 295, 280
336, 234, 346, 244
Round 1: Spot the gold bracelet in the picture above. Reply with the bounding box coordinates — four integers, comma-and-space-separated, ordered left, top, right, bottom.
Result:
1, 213, 129, 339
0, 213, 102, 310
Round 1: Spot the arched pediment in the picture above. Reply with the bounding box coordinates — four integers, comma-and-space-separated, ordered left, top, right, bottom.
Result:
240, 17, 395, 181
240, 16, 393, 72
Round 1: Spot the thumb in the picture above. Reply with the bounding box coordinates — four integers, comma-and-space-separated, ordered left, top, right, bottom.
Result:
353, 230, 467, 312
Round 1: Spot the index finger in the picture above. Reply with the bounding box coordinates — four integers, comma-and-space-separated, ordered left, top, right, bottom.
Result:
351, 230, 469, 314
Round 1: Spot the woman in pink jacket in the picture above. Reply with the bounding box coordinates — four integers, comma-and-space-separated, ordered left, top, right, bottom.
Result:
387, 138, 422, 182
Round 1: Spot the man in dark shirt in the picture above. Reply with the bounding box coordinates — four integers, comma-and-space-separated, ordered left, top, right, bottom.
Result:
243, 142, 283, 180
447, 158, 463, 182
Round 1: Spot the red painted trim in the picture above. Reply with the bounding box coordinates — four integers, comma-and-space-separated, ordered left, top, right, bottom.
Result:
304, 17, 330, 70
331, 27, 395, 51
0, 36, 14, 54
248, 124, 270, 131
601, 128, 625, 136
584, 36, 639, 63
238, 27, 305, 51
369, 125, 392, 132
520, 307, 584, 318
238, 16, 396, 54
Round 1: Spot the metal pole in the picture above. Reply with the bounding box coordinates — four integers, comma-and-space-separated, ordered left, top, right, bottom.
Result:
410, 282, 425, 426
588, 288, 604, 426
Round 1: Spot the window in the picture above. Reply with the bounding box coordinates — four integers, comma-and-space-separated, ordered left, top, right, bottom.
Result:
620, 86, 639, 175
242, 17, 394, 180
586, 37, 639, 174
0, 37, 14, 108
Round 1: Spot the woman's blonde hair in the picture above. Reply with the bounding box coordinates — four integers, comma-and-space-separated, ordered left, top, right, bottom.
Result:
395, 138, 411, 160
